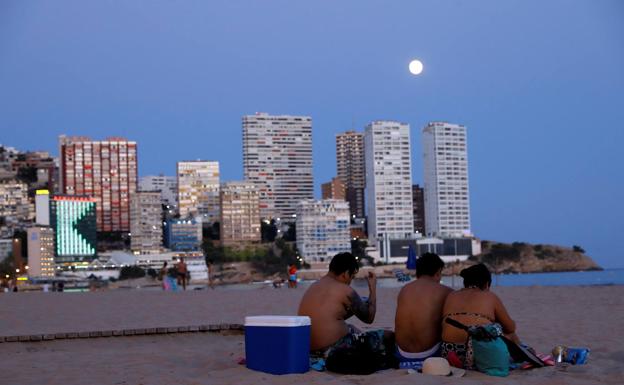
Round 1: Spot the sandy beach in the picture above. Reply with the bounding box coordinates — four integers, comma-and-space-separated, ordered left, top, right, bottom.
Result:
1, 284, 622, 385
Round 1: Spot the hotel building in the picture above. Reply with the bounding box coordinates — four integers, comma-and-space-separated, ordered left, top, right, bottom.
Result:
365, 121, 414, 241
242, 113, 314, 220
336, 131, 366, 218
422, 122, 471, 237
130, 191, 163, 254
27, 226, 55, 278
58, 136, 138, 233
50, 195, 97, 263
296, 199, 351, 262
220, 181, 261, 246
177, 161, 220, 223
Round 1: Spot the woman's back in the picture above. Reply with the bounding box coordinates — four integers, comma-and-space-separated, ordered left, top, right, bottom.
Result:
441, 288, 499, 343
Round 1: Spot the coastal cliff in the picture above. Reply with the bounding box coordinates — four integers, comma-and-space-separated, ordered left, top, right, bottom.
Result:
444, 241, 602, 275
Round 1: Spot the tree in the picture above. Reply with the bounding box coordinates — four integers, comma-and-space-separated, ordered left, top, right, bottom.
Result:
572, 245, 585, 254
261, 220, 278, 242
118, 265, 146, 280
351, 239, 368, 259
282, 222, 296, 241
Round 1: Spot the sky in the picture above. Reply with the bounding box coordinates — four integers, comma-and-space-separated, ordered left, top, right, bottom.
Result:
1, 0, 623, 268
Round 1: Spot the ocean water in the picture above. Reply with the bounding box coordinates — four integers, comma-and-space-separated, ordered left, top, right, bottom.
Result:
370, 268, 624, 289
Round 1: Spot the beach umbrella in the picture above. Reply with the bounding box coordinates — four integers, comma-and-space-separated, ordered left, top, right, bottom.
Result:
406, 245, 417, 270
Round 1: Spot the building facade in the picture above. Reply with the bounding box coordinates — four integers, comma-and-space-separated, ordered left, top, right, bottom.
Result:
296, 199, 351, 262
220, 182, 261, 246
242, 113, 314, 219
336, 131, 366, 218
0, 180, 33, 228
139, 175, 178, 210
177, 161, 220, 223
165, 219, 202, 252
422, 122, 471, 237
365, 121, 414, 241
50, 195, 97, 264
321, 177, 346, 200
58, 136, 138, 233
130, 191, 163, 254
27, 226, 55, 277
412, 184, 426, 235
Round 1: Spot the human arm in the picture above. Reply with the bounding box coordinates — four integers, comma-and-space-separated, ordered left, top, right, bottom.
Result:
493, 294, 516, 335
346, 272, 377, 324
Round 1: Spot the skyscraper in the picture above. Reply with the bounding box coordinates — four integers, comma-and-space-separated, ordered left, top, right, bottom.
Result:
365, 121, 414, 241
177, 161, 220, 222
336, 131, 365, 218
412, 184, 426, 235
242, 113, 313, 219
130, 191, 163, 254
422, 122, 471, 237
296, 199, 351, 262
27, 226, 55, 278
50, 195, 97, 263
59, 136, 138, 233
220, 181, 261, 246
139, 175, 178, 210
321, 177, 346, 200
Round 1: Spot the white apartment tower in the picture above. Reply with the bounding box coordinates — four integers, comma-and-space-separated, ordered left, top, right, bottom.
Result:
220, 181, 261, 246
130, 191, 163, 254
336, 131, 366, 218
422, 122, 471, 237
177, 161, 220, 222
139, 175, 178, 210
242, 113, 314, 219
296, 199, 351, 262
365, 121, 414, 240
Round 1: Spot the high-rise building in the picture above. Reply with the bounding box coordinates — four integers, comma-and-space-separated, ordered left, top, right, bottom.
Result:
58, 136, 138, 233
164, 218, 202, 252
365, 121, 414, 241
321, 177, 346, 200
27, 226, 55, 278
243, 113, 314, 219
422, 122, 471, 237
336, 131, 366, 218
50, 195, 97, 263
296, 199, 351, 262
139, 175, 178, 210
130, 191, 163, 254
35, 189, 50, 226
412, 184, 426, 235
177, 161, 220, 223
220, 181, 261, 246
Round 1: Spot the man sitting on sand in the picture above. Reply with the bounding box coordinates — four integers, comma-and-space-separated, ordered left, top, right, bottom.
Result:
298, 252, 393, 370
394, 252, 453, 369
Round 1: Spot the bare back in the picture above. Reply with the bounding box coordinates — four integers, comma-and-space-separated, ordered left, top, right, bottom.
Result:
298, 276, 369, 351
395, 278, 452, 353
441, 288, 516, 344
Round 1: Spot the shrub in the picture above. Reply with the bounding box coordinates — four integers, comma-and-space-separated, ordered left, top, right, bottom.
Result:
118, 265, 146, 280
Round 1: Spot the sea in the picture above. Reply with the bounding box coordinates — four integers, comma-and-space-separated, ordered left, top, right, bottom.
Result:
216, 268, 624, 291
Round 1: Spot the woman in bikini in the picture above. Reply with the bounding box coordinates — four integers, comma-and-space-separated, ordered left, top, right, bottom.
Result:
441, 263, 520, 369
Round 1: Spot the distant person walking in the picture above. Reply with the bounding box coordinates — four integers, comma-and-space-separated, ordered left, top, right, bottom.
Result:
176, 258, 188, 290
207, 259, 215, 289
159, 262, 168, 290
288, 263, 298, 288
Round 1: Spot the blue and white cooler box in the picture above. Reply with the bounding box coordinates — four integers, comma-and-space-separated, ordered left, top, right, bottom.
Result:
244, 315, 311, 374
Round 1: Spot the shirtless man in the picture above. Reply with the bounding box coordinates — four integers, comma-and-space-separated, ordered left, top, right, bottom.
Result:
394, 252, 453, 369
298, 252, 391, 365
176, 258, 188, 290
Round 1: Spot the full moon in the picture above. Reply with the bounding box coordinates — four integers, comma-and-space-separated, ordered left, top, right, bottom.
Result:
409, 59, 424, 75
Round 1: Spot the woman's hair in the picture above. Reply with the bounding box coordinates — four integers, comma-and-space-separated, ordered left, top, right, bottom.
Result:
460, 263, 491, 289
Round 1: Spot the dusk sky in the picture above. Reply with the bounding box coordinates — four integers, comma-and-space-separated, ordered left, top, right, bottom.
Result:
1, 1, 622, 268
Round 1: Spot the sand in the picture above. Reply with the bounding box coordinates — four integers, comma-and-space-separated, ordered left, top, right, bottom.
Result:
1, 284, 622, 384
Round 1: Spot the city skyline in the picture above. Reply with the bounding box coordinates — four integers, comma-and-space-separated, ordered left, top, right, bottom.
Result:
1, 0, 622, 268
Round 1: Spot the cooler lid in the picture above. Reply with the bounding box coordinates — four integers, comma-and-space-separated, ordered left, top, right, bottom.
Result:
245, 315, 311, 327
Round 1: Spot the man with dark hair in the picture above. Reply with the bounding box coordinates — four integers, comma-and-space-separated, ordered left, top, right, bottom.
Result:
298, 252, 393, 371
394, 252, 453, 369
